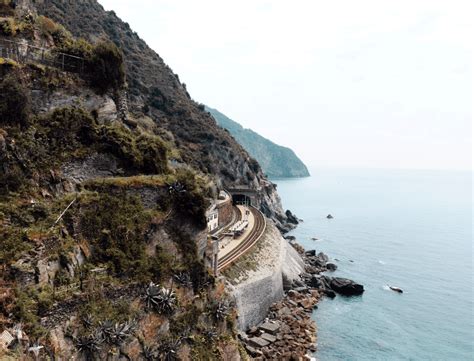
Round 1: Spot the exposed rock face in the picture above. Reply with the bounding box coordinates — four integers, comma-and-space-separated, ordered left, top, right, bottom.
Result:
34, 0, 292, 229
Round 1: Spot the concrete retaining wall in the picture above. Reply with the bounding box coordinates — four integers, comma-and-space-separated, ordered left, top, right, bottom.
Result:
225, 220, 305, 330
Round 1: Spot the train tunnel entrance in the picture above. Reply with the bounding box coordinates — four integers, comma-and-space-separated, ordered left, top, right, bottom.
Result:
227, 187, 258, 207
232, 194, 252, 206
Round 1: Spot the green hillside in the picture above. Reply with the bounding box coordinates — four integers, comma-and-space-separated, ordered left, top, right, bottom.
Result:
206, 106, 310, 178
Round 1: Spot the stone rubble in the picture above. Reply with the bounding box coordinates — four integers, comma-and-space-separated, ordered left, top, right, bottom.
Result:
240, 288, 320, 360
240, 240, 365, 359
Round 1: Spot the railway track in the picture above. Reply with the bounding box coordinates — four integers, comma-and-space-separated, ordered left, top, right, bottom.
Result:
213, 206, 241, 240
217, 206, 266, 271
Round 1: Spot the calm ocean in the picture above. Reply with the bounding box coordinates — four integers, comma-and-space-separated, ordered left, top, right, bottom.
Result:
274, 168, 473, 361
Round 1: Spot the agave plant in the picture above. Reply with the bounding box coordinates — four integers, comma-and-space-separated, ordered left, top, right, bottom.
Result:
97, 319, 136, 345
204, 328, 218, 341
111, 320, 136, 345
158, 338, 182, 361
173, 272, 192, 288
141, 344, 157, 361
144, 282, 177, 315
211, 301, 229, 322
81, 313, 94, 329
167, 182, 186, 195
75, 332, 104, 360
98, 320, 114, 343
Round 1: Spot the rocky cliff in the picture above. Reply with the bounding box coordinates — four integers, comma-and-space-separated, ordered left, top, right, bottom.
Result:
0, 1, 304, 359
33, 0, 291, 229
206, 106, 310, 178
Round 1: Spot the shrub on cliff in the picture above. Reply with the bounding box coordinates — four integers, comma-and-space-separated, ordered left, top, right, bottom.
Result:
78, 192, 169, 279
0, 17, 16, 36
0, 0, 15, 17
36, 15, 71, 45
0, 75, 30, 127
88, 41, 125, 93
100, 125, 169, 175
170, 169, 209, 229
36, 107, 97, 150
136, 134, 169, 174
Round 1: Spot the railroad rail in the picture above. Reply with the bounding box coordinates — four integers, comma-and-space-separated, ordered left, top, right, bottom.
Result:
212, 206, 241, 240
217, 206, 266, 271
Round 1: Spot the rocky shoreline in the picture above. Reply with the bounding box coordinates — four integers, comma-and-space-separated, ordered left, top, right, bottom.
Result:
239, 239, 364, 359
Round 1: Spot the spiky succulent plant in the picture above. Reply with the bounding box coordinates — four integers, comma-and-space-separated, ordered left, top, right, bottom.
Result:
173, 272, 192, 288
144, 282, 177, 315
141, 344, 156, 361
75, 332, 103, 360
167, 182, 186, 195
81, 313, 94, 329
158, 338, 182, 361
98, 319, 135, 345
211, 301, 229, 322
205, 328, 218, 341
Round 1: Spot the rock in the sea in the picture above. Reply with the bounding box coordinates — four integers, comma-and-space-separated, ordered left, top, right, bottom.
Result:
285, 210, 300, 225
284, 235, 296, 241
305, 250, 316, 257
326, 214, 334, 219
329, 277, 364, 296
326, 263, 338, 271
318, 252, 329, 263
307, 276, 322, 288
323, 289, 337, 298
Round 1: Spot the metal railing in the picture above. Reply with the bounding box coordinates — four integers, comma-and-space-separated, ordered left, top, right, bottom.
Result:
0, 38, 85, 73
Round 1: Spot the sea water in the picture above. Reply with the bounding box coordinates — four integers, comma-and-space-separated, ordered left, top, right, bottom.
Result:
274, 168, 472, 361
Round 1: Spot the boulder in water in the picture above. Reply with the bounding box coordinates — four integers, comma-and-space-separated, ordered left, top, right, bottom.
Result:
326, 214, 334, 219
326, 263, 338, 271
324, 289, 336, 298
285, 210, 300, 225
329, 277, 364, 296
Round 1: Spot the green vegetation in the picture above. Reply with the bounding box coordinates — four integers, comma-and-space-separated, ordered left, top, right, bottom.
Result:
36, 15, 71, 45
0, 0, 15, 17
0, 74, 30, 127
1, 102, 169, 194
206, 106, 310, 178
100, 125, 169, 174
0, 5, 243, 357
78, 192, 170, 279
13, 287, 49, 339
170, 169, 210, 229
0, 227, 31, 265
0, 17, 16, 35
88, 41, 125, 93
78, 297, 137, 325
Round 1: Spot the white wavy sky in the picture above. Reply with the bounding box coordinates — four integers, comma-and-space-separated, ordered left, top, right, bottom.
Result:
99, 0, 472, 171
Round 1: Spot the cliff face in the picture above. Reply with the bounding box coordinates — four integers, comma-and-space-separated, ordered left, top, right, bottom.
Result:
0, 1, 302, 358
206, 106, 310, 178
33, 0, 289, 227
0, 2, 247, 358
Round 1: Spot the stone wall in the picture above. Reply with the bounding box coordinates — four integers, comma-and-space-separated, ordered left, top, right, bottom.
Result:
217, 197, 233, 227
225, 221, 305, 330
